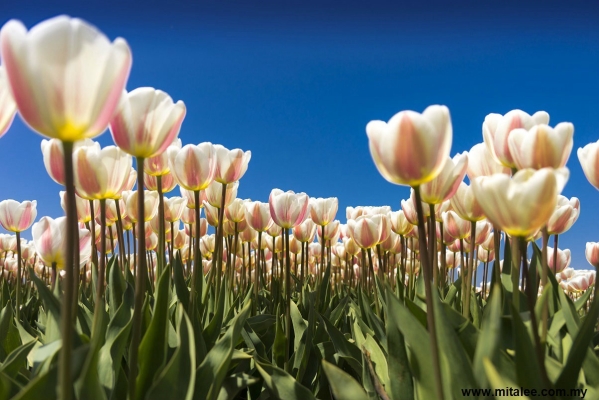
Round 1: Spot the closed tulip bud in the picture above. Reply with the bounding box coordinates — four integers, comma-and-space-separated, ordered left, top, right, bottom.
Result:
400, 197, 420, 226
168, 142, 216, 191
477, 246, 495, 263
346, 206, 366, 220
317, 220, 340, 241
267, 223, 283, 237
343, 236, 361, 256
60, 191, 98, 223
150, 214, 171, 236
200, 234, 216, 254
0, 16, 132, 141
205, 181, 238, 208
390, 210, 413, 235
309, 197, 338, 226
447, 239, 463, 253
172, 227, 187, 249
442, 211, 470, 240
482, 109, 549, 168
123, 168, 137, 191
184, 218, 207, 238
547, 196, 580, 235
440, 251, 461, 269
244, 201, 273, 232
347, 214, 385, 249
269, 189, 309, 229
472, 168, 559, 238
449, 182, 485, 222
480, 230, 499, 252
0, 200, 36, 232
144, 170, 177, 192
547, 246, 570, 273
288, 235, 302, 254
433, 200, 452, 222
32, 216, 92, 269
0, 66, 16, 137
203, 201, 220, 227
465, 220, 492, 246
105, 198, 126, 223
41, 139, 99, 185
146, 233, 158, 251
267, 235, 284, 253
180, 207, 195, 225
110, 87, 186, 158
508, 123, 574, 170
124, 190, 159, 223
213, 144, 251, 184
585, 242, 599, 269
180, 187, 207, 210
577, 140, 599, 190
164, 196, 188, 223
366, 105, 452, 186
145, 138, 181, 176
293, 217, 317, 243
437, 221, 456, 245
420, 152, 468, 204
239, 225, 257, 243
363, 205, 392, 216
466, 143, 510, 180
381, 231, 401, 254
74, 145, 132, 200
0, 234, 17, 252
225, 198, 247, 223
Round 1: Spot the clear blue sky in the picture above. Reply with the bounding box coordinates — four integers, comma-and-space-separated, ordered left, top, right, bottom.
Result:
1, 0, 598, 269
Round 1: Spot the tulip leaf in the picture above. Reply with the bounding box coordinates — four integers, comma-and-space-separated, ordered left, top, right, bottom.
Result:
0, 339, 36, 378
319, 314, 362, 377
473, 284, 502, 388
173, 252, 189, 311
146, 305, 196, 400
0, 304, 21, 363
255, 359, 315, 400
510, 305, 543, 389
322, 360, 369, 400
108, 256, 125, 319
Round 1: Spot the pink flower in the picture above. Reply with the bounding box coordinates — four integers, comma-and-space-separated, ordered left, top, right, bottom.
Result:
0, 199, 37, 232
269, 189, 309, 229
213, 145, 251, 184
168, 142, 216, 191
0, 66, 16, 138
32, 216, 91, 269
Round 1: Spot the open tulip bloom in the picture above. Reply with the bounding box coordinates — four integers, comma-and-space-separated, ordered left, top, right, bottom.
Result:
0, 13, 598, 400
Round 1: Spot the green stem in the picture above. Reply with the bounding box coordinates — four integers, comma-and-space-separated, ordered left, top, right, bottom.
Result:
15, 231, 22, 320
254, 231, 262, 314
157, 175, 166, 276
367, 248, 381, 315
215, 183, 227, 301
511, 236, 521, 312
284, 227, 291, 371
413, 186, 444, 400
540, 228, 549, 347
463, 221, 477, 319
189, 190, 202, 314
115, 199, 127, 272
129, 157, 146, 400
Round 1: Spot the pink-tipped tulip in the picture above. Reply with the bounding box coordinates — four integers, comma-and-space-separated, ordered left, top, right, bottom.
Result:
0, 66, 16, 137
442, 211, 470, 240
244, 201, 274, 232
213, 144, 251, 184
164, 196, 188, 223
390, 210, 413, 235
185, 218, 207, 238
309, 197, 338, 226
0, 16, 131, 141
508, 123, 574, 170
585, 242, 599, 269
203, 201, 220, 227
145, 138, 181, 176
577, 140, 599, 190
471, 168, 559, 237
547, 246, 570, 273
293, 217, 317, 243
144, 170, 177, 193
205, 181, 238, 208
547, 196, 580, 235
73, 145, 132, 200
41, 139, 99, 185
482, 109, 549, 169
347, 214, 385, 249
110, 87, 186, 158
450, 182, 486, 222
420, 152, 468, 204
466, 143, 510, 180
32, 216, 91, 269
269, 189, 309, 229
60, 191, 98, 223
168, 142, 216, 191
225, 198, 247, 223
366, 105, 452, 186
346, 206, 366, 220
123, 190, 159, 223
317, 220, 341, 241
0, 200, 37, 232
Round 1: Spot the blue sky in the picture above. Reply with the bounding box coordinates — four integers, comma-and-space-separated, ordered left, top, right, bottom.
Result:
1, 0, 599, 268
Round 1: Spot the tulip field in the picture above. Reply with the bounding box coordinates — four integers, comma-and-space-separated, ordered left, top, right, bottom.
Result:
1, 15, 599, 400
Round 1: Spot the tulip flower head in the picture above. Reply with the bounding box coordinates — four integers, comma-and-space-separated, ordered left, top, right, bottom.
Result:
420, 152, 468, 204
508, 123, 574, 170
41, 138, 99, 185
0, 66, 16, 137
585, 242, 599, 269
213, 144, 251, 184
466, 143, 510, 180
168, 142, 216, 191
366, 105, 452, 186
0, 16, 132, 141
0, 199, 37, 232
74, 144, 132, 200
309, 197, 338, 226
110, 87, 186, 158
269, 189, 309, 229
32, 216, 91, 269
546, 246, 571, 273
577, 140, 599, 190
471, 168, 559, 237
547, 196, 580, 235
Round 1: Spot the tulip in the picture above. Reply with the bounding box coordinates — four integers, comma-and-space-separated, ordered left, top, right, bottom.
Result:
420, 153, 468, 204
577, 140, 599, 190
144, 170, 177, 192
309, 197, 338, 226
508, 123, 574, 171
466, 143, 510, 180
547, 196, 580, 235
203, 202, 221, 227
145, 138, 182, 176
482, 109, 549, 168
450, 182, 485, 222
472, 168, 559, 238
205, 181, 238, 208
585, 242, 599, 269
346, 206, 366, 220
0, 66, 16, 138
213, 144, 251, 184
293, 218, 317, 243
32, 216, 92, 269
164, 196, 188, 223
317, 220, 341, 242
60, 191, 98, 224
442, 211, 470, 240
390, 210, 413, 235
73, 145, 132, 200
546, 246, 570, 273
269, 189, 310, 229
347, 215, 385, 250
366, 105, 452, 186
41, 139, 99, 185
124, 190, 159, 223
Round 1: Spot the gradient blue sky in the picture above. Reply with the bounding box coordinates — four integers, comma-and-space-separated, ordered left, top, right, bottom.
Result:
1, 0, 599, 268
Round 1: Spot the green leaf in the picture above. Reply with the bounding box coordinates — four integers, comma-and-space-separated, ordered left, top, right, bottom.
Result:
108, 256, 125, 320
272, 305, 286, 368
255, 359, 315, 400
135, 266, 171, 400
0, 340, 36, 378
194, 301, 251, 400
319, 314, 362, 376
511, 305, 543, 389
146, 305, 196, 400
473, 284, 502, 388
216, 372, 260, 400
172, 253, 190, 311
322, 360, 369, 400
202, 278, 226, 350
0, 304, 21, 362
483, 358, 528, 400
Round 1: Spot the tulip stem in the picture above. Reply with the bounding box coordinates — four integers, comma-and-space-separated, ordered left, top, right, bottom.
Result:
215, 184, 228, 301
254, 231, 262, 315
413, 186, 444, 400
59, 140, 76, 400
189, 190, 202, 315
157, 175, 166, 276
540, 228, 549, 347
511, 236, 520, 312
15, 231, 22, 320
284, 227, 291, 371
367, 248, 381, 315
129, 157, 147, 400
463, 221, 477, 320
428, 204, 438, 286
115, 200, 127, 273
91, 199, 107, 338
